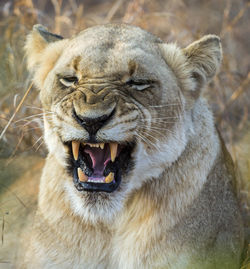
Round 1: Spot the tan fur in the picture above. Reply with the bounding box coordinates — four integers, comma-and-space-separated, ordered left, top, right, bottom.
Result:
19, 24, 243, 268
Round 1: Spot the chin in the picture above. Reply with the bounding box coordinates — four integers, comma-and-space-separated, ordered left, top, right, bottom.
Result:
54, 138, 136, 223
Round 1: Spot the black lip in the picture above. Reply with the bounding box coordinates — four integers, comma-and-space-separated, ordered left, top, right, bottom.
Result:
73, 167, 121, 193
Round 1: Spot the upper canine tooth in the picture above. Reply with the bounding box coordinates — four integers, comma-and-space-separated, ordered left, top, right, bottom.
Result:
77, 168, 88, 182
109, 143, 118, 162
100, 143, 104, 149
72, 141, 80, 160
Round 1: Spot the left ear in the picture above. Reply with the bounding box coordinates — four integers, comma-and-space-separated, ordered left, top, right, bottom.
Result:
183, 35, 222, 90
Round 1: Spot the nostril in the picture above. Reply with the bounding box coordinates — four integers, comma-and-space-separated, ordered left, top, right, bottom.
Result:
72, 108, 115, 136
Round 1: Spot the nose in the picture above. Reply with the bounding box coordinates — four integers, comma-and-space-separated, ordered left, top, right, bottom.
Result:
73, 108, 115, 136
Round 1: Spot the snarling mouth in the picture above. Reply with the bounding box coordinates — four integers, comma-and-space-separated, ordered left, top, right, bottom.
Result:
68, 141, 134, 193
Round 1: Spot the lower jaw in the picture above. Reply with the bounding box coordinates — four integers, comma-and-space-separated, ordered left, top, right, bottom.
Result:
68, 141, 135, 193
73, 167, 122, 193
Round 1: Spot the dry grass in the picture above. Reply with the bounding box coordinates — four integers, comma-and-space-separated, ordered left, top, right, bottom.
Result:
0, 0, 249, 266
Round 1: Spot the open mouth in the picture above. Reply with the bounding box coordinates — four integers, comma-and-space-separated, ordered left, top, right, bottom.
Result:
68, 141, 134, 193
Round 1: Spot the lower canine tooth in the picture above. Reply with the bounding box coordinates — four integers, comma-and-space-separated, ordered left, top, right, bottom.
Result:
105, 172, 114, 183
77, 168, 88, 182
72, 141, 80, 160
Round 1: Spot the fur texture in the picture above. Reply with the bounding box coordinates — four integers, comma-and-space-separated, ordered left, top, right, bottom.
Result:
20, 24, 243, 268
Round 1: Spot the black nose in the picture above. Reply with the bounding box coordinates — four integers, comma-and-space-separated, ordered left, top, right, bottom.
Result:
73, 108, 115, 136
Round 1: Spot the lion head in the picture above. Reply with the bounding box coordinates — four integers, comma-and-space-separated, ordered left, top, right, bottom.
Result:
25, 24, 221, 222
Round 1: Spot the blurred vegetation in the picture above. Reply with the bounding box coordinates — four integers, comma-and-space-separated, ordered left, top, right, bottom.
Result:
0, 0, 249, 266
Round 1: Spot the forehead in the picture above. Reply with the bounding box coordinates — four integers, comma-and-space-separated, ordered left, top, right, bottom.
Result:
56, 25, 163, 77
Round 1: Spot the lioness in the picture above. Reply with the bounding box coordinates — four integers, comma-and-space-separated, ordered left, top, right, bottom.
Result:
21, 24, 243, 268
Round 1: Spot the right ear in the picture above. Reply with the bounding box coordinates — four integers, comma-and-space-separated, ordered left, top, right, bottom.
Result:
25, 24, 63, 72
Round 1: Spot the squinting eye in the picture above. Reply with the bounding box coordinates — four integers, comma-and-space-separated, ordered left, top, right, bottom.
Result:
126, 79, 151, 91
131, 84, 150, 91
59, 76, 78, 87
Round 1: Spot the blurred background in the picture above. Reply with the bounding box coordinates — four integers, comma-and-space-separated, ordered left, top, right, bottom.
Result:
0, 0, 249, 266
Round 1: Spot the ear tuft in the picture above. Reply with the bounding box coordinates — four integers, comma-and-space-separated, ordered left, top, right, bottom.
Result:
183, 35, 222, 88
25, 24, 63, 72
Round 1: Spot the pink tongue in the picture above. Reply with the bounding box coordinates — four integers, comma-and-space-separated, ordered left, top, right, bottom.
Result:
84, 147, 110, 176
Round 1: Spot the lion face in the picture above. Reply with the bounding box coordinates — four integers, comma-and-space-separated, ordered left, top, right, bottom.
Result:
25, 24, 221, 221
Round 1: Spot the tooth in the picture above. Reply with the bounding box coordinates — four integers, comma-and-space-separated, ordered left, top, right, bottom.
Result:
109, 143, 118, 162
77, 168, 88, 182
72, 141, 80, 160
100, 143, 104, 149
105, 172, 114, 183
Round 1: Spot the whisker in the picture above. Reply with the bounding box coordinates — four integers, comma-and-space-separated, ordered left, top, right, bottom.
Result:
140, 129, 162, 141
139, 129, 177, 156
135, 132, 161, 152
141, 116, 180, 120
142, 117, 183, 125
139, 120, 178, 127
140, 126, 186, 147
149, 103, 181, 108
140, 125, 173, 131
12, 115, 44, 125
13, 112, 54, 124
24, 105, 43, 111
139, 129, 163, 146
13, 118, 50, 129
